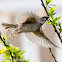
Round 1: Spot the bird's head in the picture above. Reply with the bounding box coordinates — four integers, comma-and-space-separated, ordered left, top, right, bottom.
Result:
39, 16, 49, 24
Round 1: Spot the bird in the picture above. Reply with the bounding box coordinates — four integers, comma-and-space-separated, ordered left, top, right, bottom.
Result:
1, 12, 60, 48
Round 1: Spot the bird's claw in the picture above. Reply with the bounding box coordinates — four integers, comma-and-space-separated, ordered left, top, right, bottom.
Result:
9, 34, 16, 41
12, 36, 15, 41
9, 31, 16, 41
9, 33, 13, 37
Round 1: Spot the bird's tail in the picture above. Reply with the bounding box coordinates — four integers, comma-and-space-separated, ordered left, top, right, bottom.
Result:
1, 22, 18, 29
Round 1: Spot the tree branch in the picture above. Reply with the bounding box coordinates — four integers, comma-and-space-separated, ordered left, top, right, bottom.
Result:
41, 0, 62, 43
0, 31, 14, 62
41, 0, 59, 62
49, 48, 57, 62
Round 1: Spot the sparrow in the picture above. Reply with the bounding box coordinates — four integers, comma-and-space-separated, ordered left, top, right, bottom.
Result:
1, 12, 60, 48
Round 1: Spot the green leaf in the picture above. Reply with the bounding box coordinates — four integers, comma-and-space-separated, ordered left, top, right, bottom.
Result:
48, 8, 57, 18
3, 34, 7, 41
1, 60, 11, 62
0, 41, 3, 43
0, 39, 3, 42
55, 23, 59, 26
21, 51, 25, 55
1, 46, 8, 53
5, 41, 9, 45
54, 7, 57, 10
45, 0, 52, 5
0, 50, 2, 54
0, 34, 30, 62
46, 21, 52, 24
16, 50, 22, 54
6, 45, 10, 49
50, 7, 57, 13
53, 17, 61, 23
4, 53, 11, 60
52, 12, 56, 15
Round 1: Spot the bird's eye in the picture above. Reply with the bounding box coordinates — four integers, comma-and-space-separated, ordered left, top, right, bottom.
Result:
41, 18, 46, 21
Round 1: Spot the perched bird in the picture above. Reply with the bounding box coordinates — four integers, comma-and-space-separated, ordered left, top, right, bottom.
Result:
1, 12, 60, 48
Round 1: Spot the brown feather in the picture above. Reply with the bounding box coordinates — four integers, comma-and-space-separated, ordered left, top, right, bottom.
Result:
25, 30, 60, 48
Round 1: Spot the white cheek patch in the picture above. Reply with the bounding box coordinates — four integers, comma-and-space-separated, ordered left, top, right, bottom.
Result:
42, 18, 46, 21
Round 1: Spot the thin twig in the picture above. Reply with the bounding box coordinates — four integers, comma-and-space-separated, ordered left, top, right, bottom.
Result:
0, 31, 14, 62
49, 48, 57, 62
41, 0, 62, 43
41, 0, 58, 62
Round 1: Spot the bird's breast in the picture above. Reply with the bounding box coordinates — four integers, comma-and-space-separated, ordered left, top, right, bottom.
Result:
21, 23, 41, 32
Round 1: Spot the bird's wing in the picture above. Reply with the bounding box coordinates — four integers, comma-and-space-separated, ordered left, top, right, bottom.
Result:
17, 12, 39, 25
25, 30, 60, 48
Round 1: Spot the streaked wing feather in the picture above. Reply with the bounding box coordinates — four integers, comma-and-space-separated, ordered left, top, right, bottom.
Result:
17, 12, 39, 25
25, 30, 60, 48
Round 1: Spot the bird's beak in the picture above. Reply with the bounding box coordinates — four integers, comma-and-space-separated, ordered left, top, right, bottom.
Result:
41, 16, 49, 20
46, 17, 49, 20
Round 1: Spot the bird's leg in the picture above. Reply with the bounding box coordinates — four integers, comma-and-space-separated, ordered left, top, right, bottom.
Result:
11, 29, 22, 40
9, 31, 15, 37
9, 26, 22, 40
9, 29, 19, 40
12, 33, 17, 41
